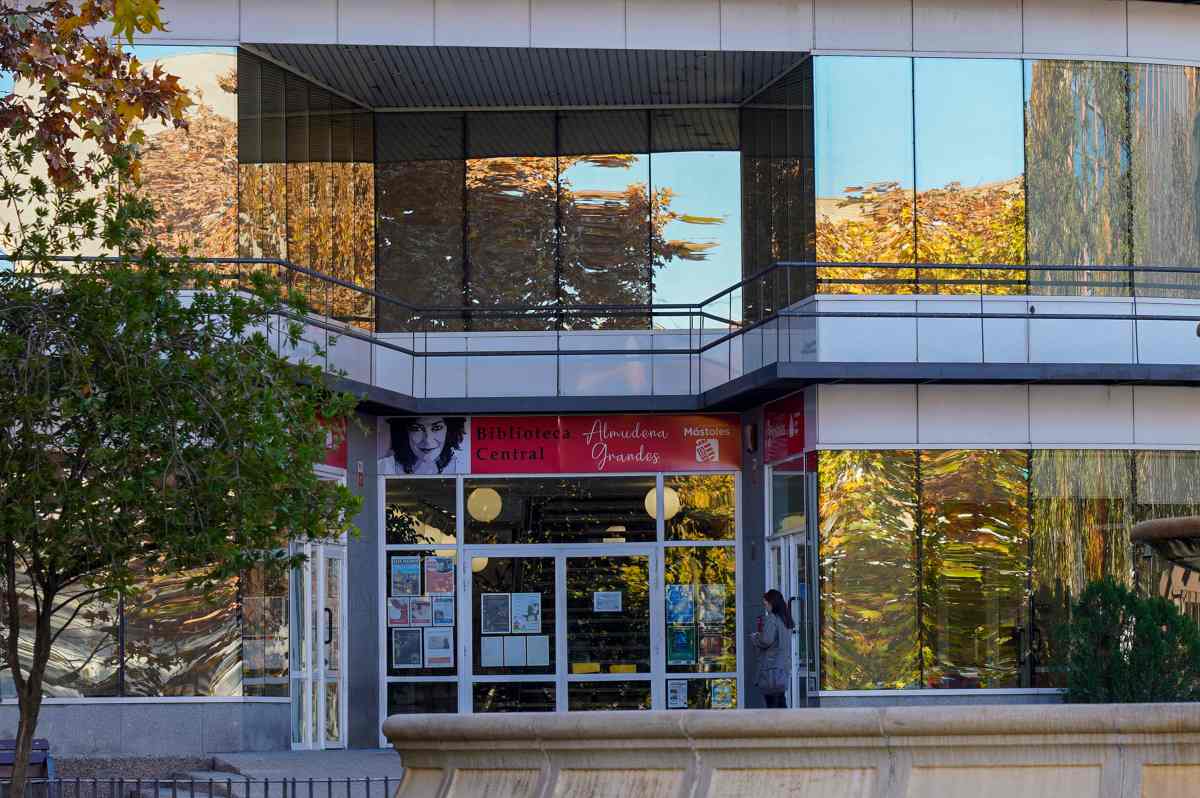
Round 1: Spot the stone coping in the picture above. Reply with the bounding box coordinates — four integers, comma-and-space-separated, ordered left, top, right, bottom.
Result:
1132, 516, 1200, 543
383, 703, 1200, 746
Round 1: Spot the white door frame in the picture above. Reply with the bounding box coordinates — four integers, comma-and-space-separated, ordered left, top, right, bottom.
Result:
292, 466, 349, 750
462, 543, 662, 712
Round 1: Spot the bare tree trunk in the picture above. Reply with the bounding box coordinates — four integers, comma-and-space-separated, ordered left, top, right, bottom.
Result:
9, 593, 52, 798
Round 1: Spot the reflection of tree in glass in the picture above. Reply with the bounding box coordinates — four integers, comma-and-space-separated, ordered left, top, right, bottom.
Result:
816, 179, 1026, 295
665, 475, 735, 541
1026, 60, 1131, 296
665, 547, 736, 674
1030, 449, 1133, 686
3, 574, 119, 696
566, 556, 650, 671
818, 450, 920, 690
920, 449, 1028, 688
1131, 64, 1200, 299
377, 155, 722, 332
122, 567, 240, 696
140, 62, 238, 259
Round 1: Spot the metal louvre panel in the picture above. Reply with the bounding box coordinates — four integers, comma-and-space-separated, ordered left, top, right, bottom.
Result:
375, 113, 464, 162
558, 110, 649, 157
248, 44, 804, 110
651, 108, 739, 152
466, 112, 556, 158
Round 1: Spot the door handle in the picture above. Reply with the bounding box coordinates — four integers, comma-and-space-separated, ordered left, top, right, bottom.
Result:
324, 607, 333, 645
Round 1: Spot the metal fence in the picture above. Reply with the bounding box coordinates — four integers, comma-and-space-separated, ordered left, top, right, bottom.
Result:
0, 778, 399, 798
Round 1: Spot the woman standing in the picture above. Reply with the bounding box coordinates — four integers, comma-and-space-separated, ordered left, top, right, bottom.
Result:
751, 589, 794, 708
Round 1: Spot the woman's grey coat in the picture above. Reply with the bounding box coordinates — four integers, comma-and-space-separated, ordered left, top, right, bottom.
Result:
751, 612, 791, 695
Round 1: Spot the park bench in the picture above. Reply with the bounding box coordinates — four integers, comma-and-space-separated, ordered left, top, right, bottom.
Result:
0, 738, 55, 778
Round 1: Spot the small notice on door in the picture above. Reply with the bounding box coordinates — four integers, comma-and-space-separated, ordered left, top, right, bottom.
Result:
593, 591, 622, 612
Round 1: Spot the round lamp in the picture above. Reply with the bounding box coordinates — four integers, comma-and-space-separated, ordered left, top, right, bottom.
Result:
467, 487, 502, 523
644, 486, 682, 521
471, 557, 489, 574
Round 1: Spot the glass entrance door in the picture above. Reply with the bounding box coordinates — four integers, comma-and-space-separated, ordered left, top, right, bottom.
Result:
565, 550, 656, 710
766, 465, 816, 707
466, 546, 660, 711
291, 542, 348, 749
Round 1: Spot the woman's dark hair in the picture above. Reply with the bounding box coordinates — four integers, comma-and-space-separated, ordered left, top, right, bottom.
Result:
389, 417, 467, 474
764, 589, 795, 630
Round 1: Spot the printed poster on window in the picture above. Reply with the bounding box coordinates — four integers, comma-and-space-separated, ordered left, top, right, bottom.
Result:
698, 585, 725, 624
666, 584, 695, 625
510, 593, 541, 634
424, 556, 455, 595
481, 593, 511, 635
667, 679, 688, 709
432, 596, 455, 626
423, 627, 454, 668
481, 636, 503, 668
593, 591, 622, 613
387, 597, 411, 627
391, 629, 422, 669
699, 633, 727, 663
711, 678, 735, 709
390, 556, 421, 596
667, 625, 696, 666
410, 597, 433, 627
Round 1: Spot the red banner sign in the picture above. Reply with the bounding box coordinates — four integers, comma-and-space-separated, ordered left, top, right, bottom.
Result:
763, 392, 804, 465
322, 417, 348, 470
470, 414, 741, 474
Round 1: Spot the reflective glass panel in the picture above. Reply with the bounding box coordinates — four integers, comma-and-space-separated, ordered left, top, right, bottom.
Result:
464, 477, 656, 545
0, 577, 119, 698
740, 60, 815, 318
1134, 451, 1200, 615
919, 449, 1029, 689
123, 569, 242, 696
466, 113, 558, 331
664, 474, 736, 541
1025, 60, 1133, 296
814, 56, 915, 293
567, 555, 651, 674
665, 547, 736, 674
385, 478, 457, 546
472, 556, 555, 677
386, 550, 458, 677
651, 110, 742, 326
1030, 449, 1133, 686
375, 114, 466, 332
567, 680, 651, 711
770, 471, 806, 536
558, 111, 650, 330
817, 450, 919, 690
914, 58, 1026, 295
1131, 64, 1200, 298
243, 565, 289, 698
324, 679, 340, 743
473, 682, 556, 712
387, 681, 457, 714
133, 45, 238, 260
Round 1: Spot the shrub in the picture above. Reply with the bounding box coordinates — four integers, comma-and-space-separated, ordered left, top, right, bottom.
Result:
1064, 577, 1200, 703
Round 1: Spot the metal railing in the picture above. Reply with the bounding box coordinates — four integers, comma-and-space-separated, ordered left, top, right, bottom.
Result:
8, 256, 1200, 398
0, 777, 399, 798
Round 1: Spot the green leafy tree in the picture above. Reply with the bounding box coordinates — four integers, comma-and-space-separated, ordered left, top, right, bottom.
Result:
0, 2, 360, 792
1064, 577, 1200, 703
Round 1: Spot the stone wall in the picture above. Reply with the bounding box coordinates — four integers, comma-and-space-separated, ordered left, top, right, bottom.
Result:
383, 704, 1200, 797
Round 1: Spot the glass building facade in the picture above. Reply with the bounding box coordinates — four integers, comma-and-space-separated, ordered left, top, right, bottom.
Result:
816, 449, 1199, 692
381, 472, 739, 719
12, 28, 1200, 755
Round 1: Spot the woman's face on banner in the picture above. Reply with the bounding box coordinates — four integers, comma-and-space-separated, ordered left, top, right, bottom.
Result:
408, 417, 448, 465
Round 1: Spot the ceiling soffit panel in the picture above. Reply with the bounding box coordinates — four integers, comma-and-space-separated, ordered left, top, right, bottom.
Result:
244, 43, 808, 112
